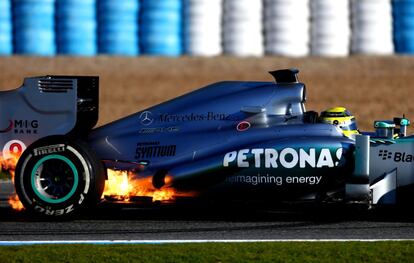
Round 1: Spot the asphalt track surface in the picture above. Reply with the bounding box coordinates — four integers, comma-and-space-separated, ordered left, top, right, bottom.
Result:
1, 199, 414, 241
2, 180, 414, 242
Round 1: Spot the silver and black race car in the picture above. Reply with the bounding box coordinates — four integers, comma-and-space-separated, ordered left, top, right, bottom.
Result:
0, 69, 412, 217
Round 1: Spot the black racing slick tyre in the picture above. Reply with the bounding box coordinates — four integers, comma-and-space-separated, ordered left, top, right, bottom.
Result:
15, 136, 105, 217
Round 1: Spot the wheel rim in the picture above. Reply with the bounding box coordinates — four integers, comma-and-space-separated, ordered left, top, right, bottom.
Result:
31, 154, 79, 204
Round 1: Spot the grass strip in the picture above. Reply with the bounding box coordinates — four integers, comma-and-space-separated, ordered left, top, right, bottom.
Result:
0, 241, 413, 263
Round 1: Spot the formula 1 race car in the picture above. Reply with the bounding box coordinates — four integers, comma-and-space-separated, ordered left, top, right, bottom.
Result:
0, 69, 413, 217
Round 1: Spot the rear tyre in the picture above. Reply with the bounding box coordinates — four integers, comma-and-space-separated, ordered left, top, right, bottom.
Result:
15, 136, 105, 217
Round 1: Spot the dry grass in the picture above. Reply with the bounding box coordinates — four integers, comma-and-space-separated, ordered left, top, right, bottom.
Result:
0, 56, 413, 130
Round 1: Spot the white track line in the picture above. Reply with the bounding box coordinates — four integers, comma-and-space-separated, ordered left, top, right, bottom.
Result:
1, 239, 414, 245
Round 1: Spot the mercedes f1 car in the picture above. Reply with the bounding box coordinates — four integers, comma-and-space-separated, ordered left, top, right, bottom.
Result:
0, 69, 413, 217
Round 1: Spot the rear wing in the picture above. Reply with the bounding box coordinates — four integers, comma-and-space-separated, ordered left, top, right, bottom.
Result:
38, 75, 99, 134
0, 76, 99, 157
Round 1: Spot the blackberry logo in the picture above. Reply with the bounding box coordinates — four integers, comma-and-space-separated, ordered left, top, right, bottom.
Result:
378, 150, 414, 163
378, 150, 393, 160
394, 152, 414, 163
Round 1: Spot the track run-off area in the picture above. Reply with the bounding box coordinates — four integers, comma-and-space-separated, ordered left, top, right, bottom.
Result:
1, 202, 414, 242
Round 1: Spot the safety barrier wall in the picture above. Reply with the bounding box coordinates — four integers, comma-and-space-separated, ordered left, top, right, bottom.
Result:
311, 0, 350, 57
351, 0, 394, 54
265, 0, 310, 57
98, 0, 139, 55
13, 0, 56, 55
184, 0, 222, 56
57, 0, 97, 56
223, 0, 263, 56
140, 0, 182, 56
0, 0, 413, 56
0, 0, 12, 55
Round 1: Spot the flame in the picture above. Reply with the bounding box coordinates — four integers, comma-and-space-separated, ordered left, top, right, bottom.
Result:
0, 152, 24, 211
3, 150, 194, 209
103, 170, 130, 197
8, 194, 24, 211
1, 153, 18, 172
103, 169, 183, 202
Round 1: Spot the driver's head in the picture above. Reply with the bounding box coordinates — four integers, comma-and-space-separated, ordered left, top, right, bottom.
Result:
320, 107, 359, 137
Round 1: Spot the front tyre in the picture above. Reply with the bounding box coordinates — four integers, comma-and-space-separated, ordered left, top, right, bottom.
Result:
15, 136, 105, 217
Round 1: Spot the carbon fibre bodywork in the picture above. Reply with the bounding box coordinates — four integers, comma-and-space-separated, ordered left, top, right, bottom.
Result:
88, 78, 355, 202
1, 69, 414, 207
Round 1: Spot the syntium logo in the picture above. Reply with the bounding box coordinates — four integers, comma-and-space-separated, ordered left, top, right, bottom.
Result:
223, 147, 343, 169
378, 150, 414, 163
135, 141, 176, 159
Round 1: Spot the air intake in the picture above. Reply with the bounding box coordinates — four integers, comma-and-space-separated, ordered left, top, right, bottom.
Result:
38, 78, 74, 93
269, 68, 299, 84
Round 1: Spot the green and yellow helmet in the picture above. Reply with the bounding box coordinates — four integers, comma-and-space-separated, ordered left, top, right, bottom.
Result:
320, 107, 359, 137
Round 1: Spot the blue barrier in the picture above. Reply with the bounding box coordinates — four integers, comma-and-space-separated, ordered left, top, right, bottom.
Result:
0, 0, 12, 55
0, 0, 11, 20
57, 0, 96, 20
99, 20, 137, 33
14, 30, 55, 55
98, 0, 139, 14
13, 0, 55, 55
141, 10, 181, 25
2, 0, 414, 57
98, 0, 139, 56
56, 0, 96, 55
397, 35, 414, 51
13, 4, 54, 29
140, 0, 182, 11
140, 0, 182, 56
393, 0, 414, 53
393, 0, 414, 14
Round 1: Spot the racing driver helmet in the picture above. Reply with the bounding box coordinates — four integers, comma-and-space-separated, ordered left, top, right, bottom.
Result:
320, 107, 359, 137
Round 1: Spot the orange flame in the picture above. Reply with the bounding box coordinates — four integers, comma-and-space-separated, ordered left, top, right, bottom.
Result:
8, 194, 24, 211
103, 169, 183, 202
2, 150, 193, 209
0, 152, 24, 211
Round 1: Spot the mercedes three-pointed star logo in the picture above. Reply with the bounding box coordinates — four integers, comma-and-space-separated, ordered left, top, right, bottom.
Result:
139, 111, 154, 126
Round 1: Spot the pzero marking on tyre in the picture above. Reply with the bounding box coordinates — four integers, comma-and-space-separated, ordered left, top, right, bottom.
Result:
78, 193, 84, 205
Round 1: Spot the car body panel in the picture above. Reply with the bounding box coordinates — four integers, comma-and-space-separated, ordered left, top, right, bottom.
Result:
1, 70, 414, 208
